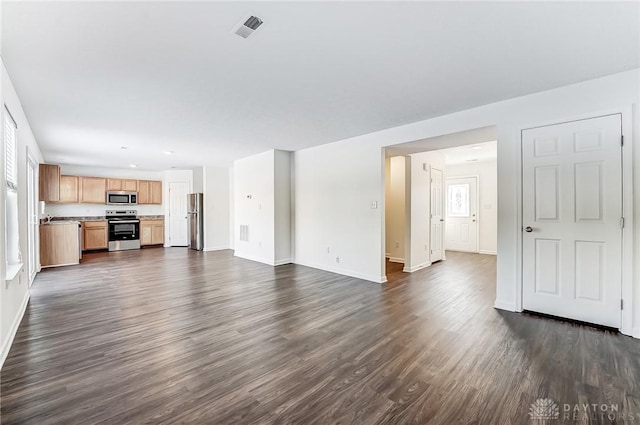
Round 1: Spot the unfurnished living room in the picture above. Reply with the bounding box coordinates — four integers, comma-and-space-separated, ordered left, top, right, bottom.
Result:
1, 1, 639, 424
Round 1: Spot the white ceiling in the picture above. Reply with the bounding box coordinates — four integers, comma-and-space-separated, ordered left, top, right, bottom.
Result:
2, 2, 638, 170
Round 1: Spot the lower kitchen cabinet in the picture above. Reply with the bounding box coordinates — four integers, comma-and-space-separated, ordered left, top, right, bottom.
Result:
82, 221, 108, 250
140, 220, 164, 246
40, 222, 81, 267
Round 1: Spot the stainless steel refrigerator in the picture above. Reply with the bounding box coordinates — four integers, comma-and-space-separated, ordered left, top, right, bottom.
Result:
187, 193, 204, 251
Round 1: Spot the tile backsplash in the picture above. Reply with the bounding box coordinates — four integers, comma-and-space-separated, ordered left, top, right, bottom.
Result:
45, 203, 163, 218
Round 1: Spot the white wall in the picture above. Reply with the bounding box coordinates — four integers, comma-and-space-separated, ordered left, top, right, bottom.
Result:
295, 141, 386, 282
385, 156, 406, 262
202, 166, 231, 251
234, 149, 292, 266
192, 167, 204, 193
234, 150, 275, 264
274, 150, 292, 265
446, 159, 497, 255
294, 69, 639, 335
1, 59, 45, 367
45, 165, 165, 217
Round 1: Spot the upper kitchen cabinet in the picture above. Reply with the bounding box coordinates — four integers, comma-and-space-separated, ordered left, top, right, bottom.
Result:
138, 180, 162, 204
39, 164, 60, 202
80, 177, 107, 204
107, 178, 138, 192
59, 175, 79, 203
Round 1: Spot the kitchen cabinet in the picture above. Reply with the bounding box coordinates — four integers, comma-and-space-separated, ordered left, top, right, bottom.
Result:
82, 221, 108, 250
107, 179, 138, 191
39, 164, 60, 202
138, 180, 162, 205
59, 175, 79, 203
80, 177, 107, 204
140, 220, 164, 246
40, 222, 81, 267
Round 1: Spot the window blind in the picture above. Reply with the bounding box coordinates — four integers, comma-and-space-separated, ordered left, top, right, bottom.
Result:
4, 107, 17, 190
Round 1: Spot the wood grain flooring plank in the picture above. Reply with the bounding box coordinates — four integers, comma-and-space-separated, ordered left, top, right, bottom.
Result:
1, 249, 639, 424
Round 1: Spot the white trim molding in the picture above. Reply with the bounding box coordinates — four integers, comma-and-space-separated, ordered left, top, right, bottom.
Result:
387, 257, 405, 263
294, 259, 386, 284
478, 250, 497, 255
0, 290, 30, 369
494, 299, 517, 312
203, 246, 231, 252
403, 262, 430, 273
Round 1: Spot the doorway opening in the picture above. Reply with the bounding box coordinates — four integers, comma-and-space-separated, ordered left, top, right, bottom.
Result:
383, 126, 497, 282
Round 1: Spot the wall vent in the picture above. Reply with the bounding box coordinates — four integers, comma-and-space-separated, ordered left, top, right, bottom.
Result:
233, 16, 264, 39
239, 225, 249, 242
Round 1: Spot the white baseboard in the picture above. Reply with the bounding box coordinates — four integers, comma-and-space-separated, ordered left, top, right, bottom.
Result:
274, 258, 293, 266
403, 262, 430, 273
294, 259, 385, 283
387, 257, 405, 264
0, 290, 30, 369
494, 299, 517, 312
203, 246, 230, 252
632, 328, 640, 339
234, 252, 275, 266
479, 250, 497, 255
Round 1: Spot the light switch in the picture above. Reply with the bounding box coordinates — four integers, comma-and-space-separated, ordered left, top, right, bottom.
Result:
371, 201, 377, 209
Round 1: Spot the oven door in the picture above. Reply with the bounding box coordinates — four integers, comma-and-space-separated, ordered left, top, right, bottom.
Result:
108, 220, 139, 241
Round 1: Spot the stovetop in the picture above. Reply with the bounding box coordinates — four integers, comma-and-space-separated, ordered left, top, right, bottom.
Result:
106, 210, 138, 221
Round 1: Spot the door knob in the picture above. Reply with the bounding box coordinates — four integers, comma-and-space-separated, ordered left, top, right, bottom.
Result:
472, 219, 476, 222
525, 226, 533, 232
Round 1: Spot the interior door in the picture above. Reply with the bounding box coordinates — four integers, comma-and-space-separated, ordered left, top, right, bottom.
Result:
445, 177, 478, 252
430, 168, 444, 262
169, 182, 190, 247
522, 114, 622, 328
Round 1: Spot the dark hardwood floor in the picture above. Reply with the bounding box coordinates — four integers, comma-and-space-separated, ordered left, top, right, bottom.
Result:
1, 249, 639, 424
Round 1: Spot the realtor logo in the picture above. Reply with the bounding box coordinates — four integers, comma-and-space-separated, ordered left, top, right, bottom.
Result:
529, 398, 560, 420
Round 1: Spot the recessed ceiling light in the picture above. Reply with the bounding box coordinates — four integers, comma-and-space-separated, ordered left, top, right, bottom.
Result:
170, 166, 177, 169
129, 164, 138, 168
164, 151, 174, 155
471, 145, 482, 150
121, 146, 128, 150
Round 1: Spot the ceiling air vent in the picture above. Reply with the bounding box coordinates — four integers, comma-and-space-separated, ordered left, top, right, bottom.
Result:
233, 15, 264, 39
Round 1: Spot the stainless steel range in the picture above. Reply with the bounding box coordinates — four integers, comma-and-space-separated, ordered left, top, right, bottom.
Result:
106, 210, 140, 251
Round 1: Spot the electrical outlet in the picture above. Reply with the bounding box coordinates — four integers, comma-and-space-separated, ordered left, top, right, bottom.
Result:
336, 257, 340, 263
371, 201, 377, 209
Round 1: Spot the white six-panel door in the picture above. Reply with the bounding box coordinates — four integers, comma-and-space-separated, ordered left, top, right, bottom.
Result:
522, 114, 622, 328
430, 168, 444, 262
445, 176, 478, 253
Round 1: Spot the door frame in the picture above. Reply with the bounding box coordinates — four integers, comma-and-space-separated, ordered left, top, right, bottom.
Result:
516, 106, 634, 336
26, 148, 39, 285
429, 167, 445, 262
444, 174, 480, 254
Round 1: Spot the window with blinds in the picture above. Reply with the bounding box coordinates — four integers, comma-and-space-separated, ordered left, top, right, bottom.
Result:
4, 107, 17, 190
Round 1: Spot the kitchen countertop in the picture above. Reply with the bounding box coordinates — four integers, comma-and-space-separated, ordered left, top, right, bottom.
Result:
41, 220, 81, 225
41, 215, 164, 224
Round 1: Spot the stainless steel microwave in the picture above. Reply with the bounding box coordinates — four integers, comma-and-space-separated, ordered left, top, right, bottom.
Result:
106, 191, 138, 206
